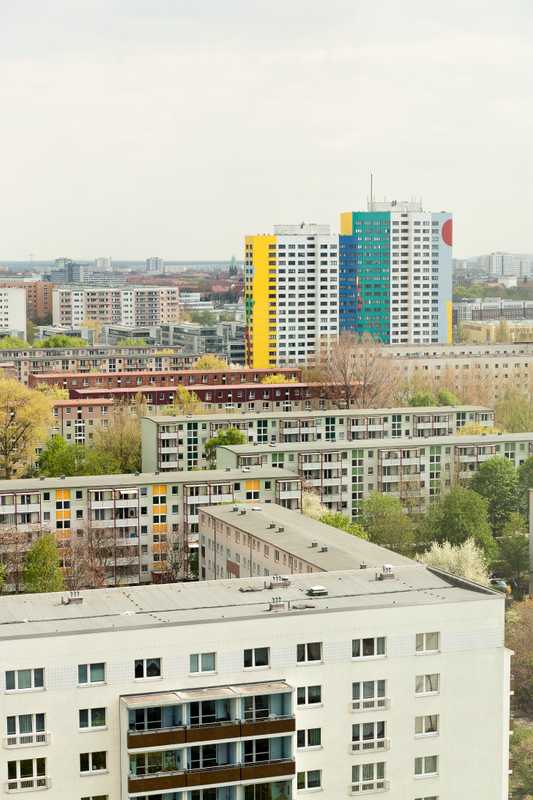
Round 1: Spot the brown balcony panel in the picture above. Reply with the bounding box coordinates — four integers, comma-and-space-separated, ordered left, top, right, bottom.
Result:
186, 765, 241, 787
186, 722, 241, 743
128, 771, 186, 794
128, 728, 186, 749
241, 717, 295, 737
240, 759, 296, 781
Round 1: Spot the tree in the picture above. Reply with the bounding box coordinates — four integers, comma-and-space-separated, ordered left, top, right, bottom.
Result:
510, 723, 533, 800
0, 335, 26, 349
470, 457, 519, 535
0, 527, 33, 592
419, 540, 490, 585
494, 319, 511, 343
35, 334, 87, 348
319, 511, 368, 540
0, 380, 53, 479
0, 561, 5, 594
320, 332, 397, 409
190, 310, 217, 325
408, 390, 436, 407
37, 436, 87, 477
497, 513, 529, 595
360, 492, 414, 554
495, 387, 533, 432
435, 388, 460, 406
23, 534, 65, 593
417, 487, 496, 558
261, 374, 296, 384
163, 385, 203, 416
34, 384, 69, 400
506, 600, 533, 717
88, 407, 141, 473
205, 427, 246, 467
193, 354, 228, 370
518, 456, 533, 516
456, 421, 501, 436
301, 490, 327, 520
117, 337, 147, 346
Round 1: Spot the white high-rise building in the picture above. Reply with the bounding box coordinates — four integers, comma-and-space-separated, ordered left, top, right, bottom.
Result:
244, 224, 339, 368
0, 287, 26, 339
0, 504, 510, 799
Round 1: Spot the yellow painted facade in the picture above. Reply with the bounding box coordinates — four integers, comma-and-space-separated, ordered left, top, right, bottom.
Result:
447, 300, 453, 344
245, 235, 276, 368
340, 211, 353, 235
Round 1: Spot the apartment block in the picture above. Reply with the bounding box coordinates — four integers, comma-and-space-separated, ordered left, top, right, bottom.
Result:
0, 511, 510, 798
0, 287, 26, 338
52, 285, 180, 327
340, 201, 453, 344
0, 280, 54, 322
216, 432, 533, 518
141, 405, 494, 472
50, 399, 116, 445
244, 224, 339, 368
0, 469, 301, 588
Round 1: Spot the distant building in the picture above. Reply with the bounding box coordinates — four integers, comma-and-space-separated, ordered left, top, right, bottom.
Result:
454, 298, 533, 324
0, 287, 26, 338
52, 285, 180, 327
484, 251, 533, 278
180, 292, 215, 312
244, 223, 339, 368
159, 321, 245, 363
340, 200, 453, 344
459, 320, 533, 343
0, 279, 54, 322
145, 256, 164, 272
94, 256, 112, 270
53, 258, 90, 283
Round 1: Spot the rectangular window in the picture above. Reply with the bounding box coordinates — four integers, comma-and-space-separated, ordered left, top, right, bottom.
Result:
5, 714, 46, 747
297, 728, 322, 748
351, 761, 386, 792
79, 708, 106, 729
243, 647, 270, 668
297, 685, 322, 706
415, 755, 439, 776
352, 680, 387, 711
415, 673, 440, 694
416, 632, 440, 653
78, 663, 105, 685
297, 642, 322, 663
297, 769, 322, 790
81, 796, 109, 800
80, 751, 107, 773
352, 721, 386, 752
7, 758, 47, 791
5, 668, 44, 692
134, 658, 161, 679
352, 637, 386, 658
189, 652, 216, 673
415, 714, 439, 736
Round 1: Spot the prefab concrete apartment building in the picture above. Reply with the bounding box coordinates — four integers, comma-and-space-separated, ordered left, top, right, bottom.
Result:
216, 432, 533, 517
141, 406, 494, 472
0, 503, 510, 798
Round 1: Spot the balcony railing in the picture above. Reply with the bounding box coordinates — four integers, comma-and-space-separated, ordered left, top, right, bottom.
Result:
351, 699, 389, 713
3, 732, 50, 748
351, 737, 389, 753
350, 778, 389, 794
6, 776, 51, 792
127, 716, 295, 749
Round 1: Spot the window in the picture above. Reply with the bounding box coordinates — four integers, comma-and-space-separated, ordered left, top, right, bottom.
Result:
5, 668, 44, 691
189, 652, 216, 673
351, 762, 386, 793
352, 721, 386, 752
297, 685, 322, 706
81, 796, 109, 800
7, 758, 47, 791
415, 755, 438, 776
79, 708, 106, 729
352, 680, 387, 711
80, 751, 107, 773
78, 663, 105, 685
243, 647, 270, 668
415, 715, 439, 736
297, 769, 322, 790
352, 637, 386, 658
297, 728, 322, 748
415, 673, 440, 694
134, 658, 161, 679
297, 642, 322, 663
416, 632, 440, 653
414, 796, 438, 800
6, 714, 46, 746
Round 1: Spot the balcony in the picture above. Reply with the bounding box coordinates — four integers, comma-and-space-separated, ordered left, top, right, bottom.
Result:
128, 759, 295, 794
128, 716, 295, 749
6, 776, 51, 792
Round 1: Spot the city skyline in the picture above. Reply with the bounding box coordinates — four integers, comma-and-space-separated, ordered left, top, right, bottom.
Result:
0, 1, 532, 260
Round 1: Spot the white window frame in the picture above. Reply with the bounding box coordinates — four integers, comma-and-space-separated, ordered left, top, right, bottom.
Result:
351, 761, 386, 793
80, 750, 108, 775
134, 658, 162, 679
415, 714, 439, 737
243, 647, 270, 669
415, 673, 440, 695
7, 757, 48, 791
297, 768, 322, 791
296, 642, 322, 664
297, 685, 322, 707
5, 714, 47, 748
414, 755, 439, 777
78, 663, 106, 686
352, 721, 387, 752
297, 727, 322, 749
352, 680, 388, 712
352, 637, 386, 659
5, 668, 44, 692
79, 708, 107, 731
189, 652, 216, 674
415, 632, 440, 654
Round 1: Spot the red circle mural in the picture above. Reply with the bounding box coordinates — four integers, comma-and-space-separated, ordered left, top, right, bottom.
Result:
442, 218, 453, 246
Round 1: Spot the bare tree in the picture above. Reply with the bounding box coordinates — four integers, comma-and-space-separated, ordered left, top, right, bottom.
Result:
319, 333, 398, 408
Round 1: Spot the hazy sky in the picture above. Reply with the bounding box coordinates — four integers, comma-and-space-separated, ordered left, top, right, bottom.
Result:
1, 0, 532, 260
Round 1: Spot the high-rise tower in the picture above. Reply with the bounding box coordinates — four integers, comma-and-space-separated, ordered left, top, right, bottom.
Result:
340, 201, 453, 344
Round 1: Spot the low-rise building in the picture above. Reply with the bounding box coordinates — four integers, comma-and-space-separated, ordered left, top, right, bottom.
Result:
0, 469, 301, 588
52, 284, 180, 327
142, 405, 494, 472
50, 399, 116, 445
217, 432, 533, 517
0, 506, 511, 798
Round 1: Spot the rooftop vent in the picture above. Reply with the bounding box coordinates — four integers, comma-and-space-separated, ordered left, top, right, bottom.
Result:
268, 522, 276, 529
232, 505, 239, 512
251, 506, 262, 511
267, 596, 287, 611
311, 541, 318, 548
320, 546, 328, 553
266, 575, 290, 589
242, 467, 250, 472
240, 509, 246, 515
360, 562, 367, 570
377, 564, 395, 581
61, 591, 83, 606
277, 526, 285, 533
306, 585, 328, 597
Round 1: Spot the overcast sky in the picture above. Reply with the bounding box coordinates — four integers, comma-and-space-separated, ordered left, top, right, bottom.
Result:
1, 0, 532, 260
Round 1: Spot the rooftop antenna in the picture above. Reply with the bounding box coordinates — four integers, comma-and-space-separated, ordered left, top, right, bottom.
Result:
370, 173, 374, 210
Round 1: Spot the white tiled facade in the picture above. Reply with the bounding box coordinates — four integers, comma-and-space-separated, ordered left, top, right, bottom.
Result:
0, 287, 26, 338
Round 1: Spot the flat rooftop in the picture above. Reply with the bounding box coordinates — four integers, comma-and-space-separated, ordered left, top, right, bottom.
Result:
200, 503, 413, 572
0, 567, 498, 642
144, 405, 491, 425
0, 468, 300, 493
219, 431, 533, 455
